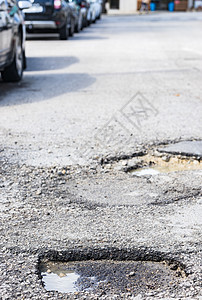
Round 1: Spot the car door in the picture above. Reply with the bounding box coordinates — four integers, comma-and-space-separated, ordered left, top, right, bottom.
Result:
0, 0, 13, 66
0, 0, 7, 65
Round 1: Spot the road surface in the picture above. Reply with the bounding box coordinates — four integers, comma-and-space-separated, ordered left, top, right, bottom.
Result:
0, 12, 202, 299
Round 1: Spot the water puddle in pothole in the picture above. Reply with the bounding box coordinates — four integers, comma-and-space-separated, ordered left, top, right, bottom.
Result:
130, 155, 202, 177
40, 260, 185, 294
132, 168, 160, 176
40, 261, 81, 293
41, 270, 80, 293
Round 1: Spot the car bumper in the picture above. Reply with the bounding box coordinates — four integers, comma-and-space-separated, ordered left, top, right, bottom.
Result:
25, 20, 57, 30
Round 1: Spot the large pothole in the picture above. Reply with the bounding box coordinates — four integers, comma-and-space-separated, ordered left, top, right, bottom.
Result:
39, 256, 186, 295
129, 155, 202, 176
102, 141, 202, 177
120, 152, 202, 176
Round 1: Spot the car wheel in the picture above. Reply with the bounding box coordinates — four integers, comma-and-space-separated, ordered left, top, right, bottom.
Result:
88, 13, 93, 26
59, 20, 69, 40
92, 15, 96, 23
1, 33, 23, 82
83, 16, 87, 28
75, 18, 81, 33
23, 50, 27, 70
69, 18, 74, 37
76, 13, 82, 32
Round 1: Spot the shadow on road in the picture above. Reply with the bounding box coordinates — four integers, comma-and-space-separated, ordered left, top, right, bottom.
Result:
26, 34, 59, 41
0, 54, 96, 106
73, 35, 108, 40
25, 30, 107, 41
26, 56, 79, 71
0, 72, 96, 106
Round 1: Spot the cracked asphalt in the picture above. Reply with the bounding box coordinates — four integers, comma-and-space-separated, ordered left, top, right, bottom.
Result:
0, 12, 202, 299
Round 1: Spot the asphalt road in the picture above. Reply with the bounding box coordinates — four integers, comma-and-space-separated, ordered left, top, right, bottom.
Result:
1, 12, 202, 166
0, 12, 202, 299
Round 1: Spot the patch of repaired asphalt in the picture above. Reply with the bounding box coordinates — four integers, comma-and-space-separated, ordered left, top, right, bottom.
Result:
69, 169, 202, 207
158, 140, 202, 158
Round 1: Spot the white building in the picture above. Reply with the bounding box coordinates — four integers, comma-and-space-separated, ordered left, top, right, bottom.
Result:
107, 0, 137, 14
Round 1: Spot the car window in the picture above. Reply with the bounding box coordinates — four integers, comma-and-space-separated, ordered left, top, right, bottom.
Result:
0, 0, 7, 10
7, 0, 17, 6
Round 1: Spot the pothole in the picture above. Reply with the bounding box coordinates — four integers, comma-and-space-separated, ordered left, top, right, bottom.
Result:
124, 154, 202, 176
39, 259, 186, 295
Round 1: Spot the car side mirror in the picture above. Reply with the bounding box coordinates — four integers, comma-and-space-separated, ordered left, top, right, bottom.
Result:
18, 0, 32, 10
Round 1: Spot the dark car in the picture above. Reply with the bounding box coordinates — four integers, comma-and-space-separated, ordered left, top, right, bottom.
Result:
0, 0, 31, 82
23, 0, 74, 39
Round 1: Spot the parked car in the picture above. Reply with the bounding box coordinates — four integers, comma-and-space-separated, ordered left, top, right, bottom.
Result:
94, 0, 102, 19
88, 0, 102, 23
23, 0, 74, 39
67, 0, 83, 32
75, 0, 90, 27
0, 0, 31, 82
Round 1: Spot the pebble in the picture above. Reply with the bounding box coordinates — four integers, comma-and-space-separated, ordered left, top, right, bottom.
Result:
162, 156, 170, 162
127, 271, 135, 277
36, 189, 42, 195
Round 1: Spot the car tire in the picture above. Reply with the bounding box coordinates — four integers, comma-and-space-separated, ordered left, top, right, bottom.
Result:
59, 20, 69, 40
88, 13, 92, 26
75, 13, 82, 32
1, 33, 23, 82
69, 18, 74, 37
92, 15, 96, 23
83, 16, 87, 28
23, 50, 27, 70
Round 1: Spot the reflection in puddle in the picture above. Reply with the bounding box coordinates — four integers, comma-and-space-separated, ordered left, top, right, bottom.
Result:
41, 271, 80, 293
39, 259, 184, 295
40, 261, 80, 293
133, 168, 160, 176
